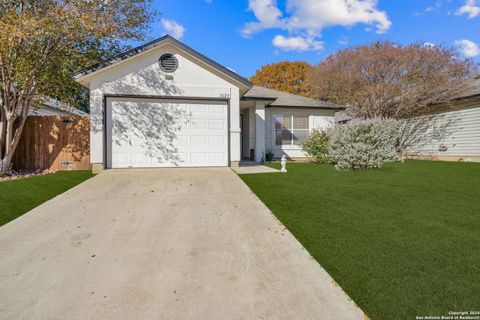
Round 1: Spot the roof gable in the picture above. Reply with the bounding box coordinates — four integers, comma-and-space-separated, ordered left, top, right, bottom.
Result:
74, 35, 252, 89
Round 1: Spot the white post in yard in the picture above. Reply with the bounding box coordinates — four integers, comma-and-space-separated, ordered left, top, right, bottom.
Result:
281, 155, 287, 173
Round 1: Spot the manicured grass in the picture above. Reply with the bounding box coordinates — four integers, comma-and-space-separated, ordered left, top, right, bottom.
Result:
0, 171, 94, 227
240, 161, 480, 320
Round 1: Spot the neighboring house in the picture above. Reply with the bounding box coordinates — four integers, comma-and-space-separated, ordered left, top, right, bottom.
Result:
74, 35, 341, 172
405, 79, 480, 162
29, 99, 89, 117
0, 97, 88, 117
335, 80, 480, 162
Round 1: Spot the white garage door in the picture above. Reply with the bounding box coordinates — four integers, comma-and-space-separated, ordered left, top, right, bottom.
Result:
107, 98, 228, 168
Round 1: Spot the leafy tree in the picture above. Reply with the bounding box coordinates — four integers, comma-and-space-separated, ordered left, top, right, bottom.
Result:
251, 61, 313, 97
308, 41, 478, 119
0, 0, 154, 172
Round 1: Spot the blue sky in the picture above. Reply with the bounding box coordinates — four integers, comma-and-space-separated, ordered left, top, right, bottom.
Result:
142, 0, 480, 78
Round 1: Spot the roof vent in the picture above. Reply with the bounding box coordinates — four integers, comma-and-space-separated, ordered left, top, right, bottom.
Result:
159, 54, 178, 73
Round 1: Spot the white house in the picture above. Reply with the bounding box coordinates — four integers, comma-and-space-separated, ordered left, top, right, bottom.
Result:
405, 80, 480, 162
335, 79, 480, 163
75, 35, 341, 172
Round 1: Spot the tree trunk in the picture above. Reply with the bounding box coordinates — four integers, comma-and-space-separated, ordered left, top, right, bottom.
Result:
0, 88, 35, 174
0, 111, 5, 161
1, 111, 29, 174
1, 117, 15, 173
1, 154, 13, 173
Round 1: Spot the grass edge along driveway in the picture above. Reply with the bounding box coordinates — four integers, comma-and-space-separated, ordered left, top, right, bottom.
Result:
0, 171, 94, 227
240, 161, 480, 320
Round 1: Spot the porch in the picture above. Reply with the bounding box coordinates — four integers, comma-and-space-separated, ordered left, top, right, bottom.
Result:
239, 99, 335, 163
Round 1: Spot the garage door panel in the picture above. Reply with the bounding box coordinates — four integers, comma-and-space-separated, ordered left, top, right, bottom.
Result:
174, 135, 189, 147
191, 152, 208, 165
109, 98, 228, 168
177, 153, 189, 164
191, 104, 208, 114
112, 153, 130, 168
191, 135, 207, 146
191, 119, 207, 130
209, 152, 226, 164
150, 152, 188, 167
210, 105, 226, 114
209, 136, 225, 147
131, 153, 151, 166
209, 120, 225, 130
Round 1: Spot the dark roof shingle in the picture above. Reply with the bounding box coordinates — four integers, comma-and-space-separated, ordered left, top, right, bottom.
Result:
243, 86, 342, 110
29, 99, 88, 117
455, 79, 480, 100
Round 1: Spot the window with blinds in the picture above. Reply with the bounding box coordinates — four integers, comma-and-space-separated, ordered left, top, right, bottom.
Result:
275, 114, 309, 146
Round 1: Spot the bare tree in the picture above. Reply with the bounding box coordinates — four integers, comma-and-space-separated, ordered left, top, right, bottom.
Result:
308, 41, 478, 119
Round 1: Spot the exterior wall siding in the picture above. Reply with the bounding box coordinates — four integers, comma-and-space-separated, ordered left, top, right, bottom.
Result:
406, 101, 480, 159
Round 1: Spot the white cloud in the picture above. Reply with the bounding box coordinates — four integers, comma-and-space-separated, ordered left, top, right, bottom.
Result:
338, 36, 349, 45
161, 18, 186, 40
426, 1, 443, 12
414, 1, 444, 16
241, 0, 284, 37
241, 0, 391, 52
455, 39, 480, 57
456, 0, 480, 18
423, 42, 436, 48
272, 35, 324, 51
285, 0, 391, 34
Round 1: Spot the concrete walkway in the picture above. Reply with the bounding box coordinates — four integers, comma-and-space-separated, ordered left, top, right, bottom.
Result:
0, 168, 364, 320
231, 162, 280, 174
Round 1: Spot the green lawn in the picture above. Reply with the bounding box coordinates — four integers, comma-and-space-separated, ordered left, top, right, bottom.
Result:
240, 161, 480, 320
0, 171, 94, 227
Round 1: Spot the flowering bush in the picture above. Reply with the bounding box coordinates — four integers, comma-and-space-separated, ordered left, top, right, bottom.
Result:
302, 129, 331, 163
328, 119, 400, 171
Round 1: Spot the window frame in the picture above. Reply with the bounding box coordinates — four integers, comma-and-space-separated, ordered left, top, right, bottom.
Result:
274, 113, 310, 147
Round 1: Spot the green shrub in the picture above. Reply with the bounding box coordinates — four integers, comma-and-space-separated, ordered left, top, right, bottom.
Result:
328, 119, 399, 171
265, 148, 274, 161
302, 129, 331, 163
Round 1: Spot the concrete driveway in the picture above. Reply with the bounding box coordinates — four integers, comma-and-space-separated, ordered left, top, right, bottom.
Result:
0, 168, 364, 320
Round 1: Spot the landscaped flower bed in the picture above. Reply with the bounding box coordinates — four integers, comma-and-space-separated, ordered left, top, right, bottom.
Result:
0, 169, 55, 181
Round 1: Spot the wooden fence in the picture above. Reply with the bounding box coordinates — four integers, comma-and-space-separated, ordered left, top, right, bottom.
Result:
13, 116, 90, 172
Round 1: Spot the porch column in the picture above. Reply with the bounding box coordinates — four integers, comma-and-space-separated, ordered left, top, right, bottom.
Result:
229, 88, 241, 166
255, 101, 266, 163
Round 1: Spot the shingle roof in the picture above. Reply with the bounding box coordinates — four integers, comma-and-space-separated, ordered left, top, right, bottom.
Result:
243, 85, 343, 110
28, 99, 88, 117
455, 79, 480, 100
73, 35, 252, 88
